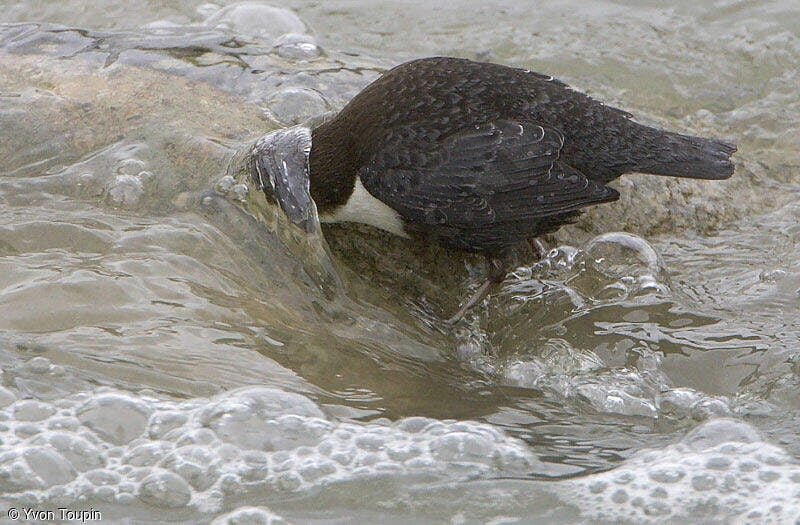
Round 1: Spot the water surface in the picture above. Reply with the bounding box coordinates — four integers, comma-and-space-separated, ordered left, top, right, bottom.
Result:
0, 1, 799, 523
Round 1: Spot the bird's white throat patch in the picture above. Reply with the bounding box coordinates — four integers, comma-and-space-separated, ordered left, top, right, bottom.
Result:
319, 177, 408, 237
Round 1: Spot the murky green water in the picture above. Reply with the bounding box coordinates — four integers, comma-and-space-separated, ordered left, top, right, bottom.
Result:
0, 1, 799, 523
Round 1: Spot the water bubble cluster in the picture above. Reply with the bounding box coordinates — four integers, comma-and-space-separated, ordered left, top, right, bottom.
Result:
505, 232, 671, 307
500, 338, 732, 419
488, 233, 705, 418
202, 3, 328, 125
561, 419, 800, 523
0, 373, 537, 516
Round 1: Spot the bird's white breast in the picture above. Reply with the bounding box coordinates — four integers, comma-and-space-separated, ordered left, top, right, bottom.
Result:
319, 177, 408, 238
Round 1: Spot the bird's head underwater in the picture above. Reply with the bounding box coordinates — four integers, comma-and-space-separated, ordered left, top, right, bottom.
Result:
246, 125, 316, 232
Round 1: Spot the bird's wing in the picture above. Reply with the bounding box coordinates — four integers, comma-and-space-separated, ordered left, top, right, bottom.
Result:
359, 119, 619, 227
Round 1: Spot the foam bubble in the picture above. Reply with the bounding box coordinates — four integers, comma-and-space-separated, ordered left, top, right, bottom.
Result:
273, 33, 321, 60
0, 385, 537, 514
76, 393, 152, 445
500, 339, 666, 418
264, 88, 330, 126
501, 234, 670, 322
211, 506, 287, 524
0, 387, 17, 408
560, 418, 800, 523
585, 232, 666, 280
500, 340, 732, 420
138, 469, 192, 508
203, 3, 306, 41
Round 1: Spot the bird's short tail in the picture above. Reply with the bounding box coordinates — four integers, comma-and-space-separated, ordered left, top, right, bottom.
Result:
634, 130, 736, 180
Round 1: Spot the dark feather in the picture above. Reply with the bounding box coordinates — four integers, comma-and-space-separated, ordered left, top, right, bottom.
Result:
359, 119, 618, 251
308, 57, 735, 254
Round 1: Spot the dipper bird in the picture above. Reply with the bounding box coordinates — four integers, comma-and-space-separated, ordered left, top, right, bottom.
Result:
250, 57, 735, 322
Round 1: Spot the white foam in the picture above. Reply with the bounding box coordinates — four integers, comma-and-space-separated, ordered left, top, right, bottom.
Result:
559, 418, 800, 523
0, 372, 538, 515
212, 506, 287, 525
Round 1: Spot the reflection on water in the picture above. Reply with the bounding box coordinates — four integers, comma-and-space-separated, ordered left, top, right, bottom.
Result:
1, 0, 799, 522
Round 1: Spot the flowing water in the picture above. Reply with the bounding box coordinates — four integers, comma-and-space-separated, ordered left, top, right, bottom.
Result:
0, 1, 799, 523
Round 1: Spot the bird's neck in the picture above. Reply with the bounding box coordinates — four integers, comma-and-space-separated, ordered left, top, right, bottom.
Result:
308, 120, 360, 215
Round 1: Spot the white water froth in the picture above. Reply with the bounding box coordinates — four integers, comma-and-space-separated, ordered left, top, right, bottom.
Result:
560, 418, 800, 523
0, 369, 537, 516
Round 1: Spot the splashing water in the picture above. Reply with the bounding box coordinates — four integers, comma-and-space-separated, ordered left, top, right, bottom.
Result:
1, 0, 800, 522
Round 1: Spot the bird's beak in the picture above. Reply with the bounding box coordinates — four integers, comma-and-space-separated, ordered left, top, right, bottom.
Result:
249, 126, 316, 233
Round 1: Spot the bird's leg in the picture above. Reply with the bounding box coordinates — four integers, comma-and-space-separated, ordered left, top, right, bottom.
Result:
446, 256, 508, 325
528, 237, 548, 261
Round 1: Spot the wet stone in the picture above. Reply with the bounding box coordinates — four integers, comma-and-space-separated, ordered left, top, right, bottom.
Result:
231, 183, 248, 202
107, 174, 145, 207
116, 158, 146, 176
690, 398, 732, 420
214, 175, 236, 196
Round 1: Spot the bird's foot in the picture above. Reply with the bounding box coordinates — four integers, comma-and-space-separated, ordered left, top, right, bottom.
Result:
445, 257, 507, 325
528, 237, 548, 261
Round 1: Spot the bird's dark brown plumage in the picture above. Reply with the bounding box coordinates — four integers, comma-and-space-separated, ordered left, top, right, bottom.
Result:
308, 57, 735, 254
